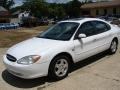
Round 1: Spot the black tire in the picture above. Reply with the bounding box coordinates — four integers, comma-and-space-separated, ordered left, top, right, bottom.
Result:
109, 39, 118, 54
48, 55, 70, 80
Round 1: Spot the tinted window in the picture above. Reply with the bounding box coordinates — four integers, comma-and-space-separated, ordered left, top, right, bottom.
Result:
91, 21, 111, 34
77, 22, 95, 37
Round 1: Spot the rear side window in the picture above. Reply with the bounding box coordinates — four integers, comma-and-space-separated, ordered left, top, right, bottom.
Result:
91, 21, 111, 34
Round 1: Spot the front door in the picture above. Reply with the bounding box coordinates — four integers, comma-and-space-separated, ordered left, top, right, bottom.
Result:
73, 21, 98, 62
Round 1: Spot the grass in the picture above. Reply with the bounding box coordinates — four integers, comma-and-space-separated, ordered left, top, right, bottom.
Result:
0, 25, 50, 48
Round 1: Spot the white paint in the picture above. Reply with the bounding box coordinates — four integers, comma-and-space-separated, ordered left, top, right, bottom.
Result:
3, 18, 120, 79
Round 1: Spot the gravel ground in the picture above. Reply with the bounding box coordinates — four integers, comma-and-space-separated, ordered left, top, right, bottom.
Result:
0, 46, 120, 90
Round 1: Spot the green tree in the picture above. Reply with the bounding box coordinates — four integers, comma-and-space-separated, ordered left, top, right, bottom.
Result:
65, 0, 82, 18
22, 0, 82, 19
48, 3, 66, 19
23, 0, 48, 18
2, 0, 14, 10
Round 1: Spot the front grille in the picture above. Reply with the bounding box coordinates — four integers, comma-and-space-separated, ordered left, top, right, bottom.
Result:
6, 54, 17, 62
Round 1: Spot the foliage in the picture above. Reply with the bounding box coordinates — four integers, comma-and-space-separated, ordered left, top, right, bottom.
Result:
10, 6, 21, 13
22, 0, 48, 18
47, 3, 66, 19
2, 0, 14, 10
65, 0, 82, 18
13, 0, 84, 19
22, 17, 38, 27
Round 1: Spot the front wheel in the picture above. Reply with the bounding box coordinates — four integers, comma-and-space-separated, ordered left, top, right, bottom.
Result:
109, 39, 118, 54
48, 55, 70, 80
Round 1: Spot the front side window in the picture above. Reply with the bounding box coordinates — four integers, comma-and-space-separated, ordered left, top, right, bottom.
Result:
37, 22, 79, 41
76, 22, 96, 37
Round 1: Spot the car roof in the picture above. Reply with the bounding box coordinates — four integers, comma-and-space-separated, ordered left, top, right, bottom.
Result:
60, 18, 107, 24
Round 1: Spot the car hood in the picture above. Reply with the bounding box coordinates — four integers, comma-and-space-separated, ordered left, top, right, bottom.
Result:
7, 37, 63, 59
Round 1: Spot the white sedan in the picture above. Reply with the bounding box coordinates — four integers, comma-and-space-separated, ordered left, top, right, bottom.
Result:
3, 18, 120, 80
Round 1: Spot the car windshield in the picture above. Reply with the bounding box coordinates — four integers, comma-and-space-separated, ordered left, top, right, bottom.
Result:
37, 22, 79, 41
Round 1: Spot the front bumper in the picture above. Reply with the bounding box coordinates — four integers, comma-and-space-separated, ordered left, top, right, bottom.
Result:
3, 55, 50, 79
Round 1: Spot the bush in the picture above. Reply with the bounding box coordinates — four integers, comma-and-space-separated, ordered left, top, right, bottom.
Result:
22, 17, 37, 27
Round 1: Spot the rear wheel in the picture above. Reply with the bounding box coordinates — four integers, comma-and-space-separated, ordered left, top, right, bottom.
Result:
48, 55, 70, 80
109, 39, 118, 54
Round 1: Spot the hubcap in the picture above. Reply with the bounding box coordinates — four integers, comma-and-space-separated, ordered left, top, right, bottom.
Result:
55, 59, 68, 77
111, 41, 117, 53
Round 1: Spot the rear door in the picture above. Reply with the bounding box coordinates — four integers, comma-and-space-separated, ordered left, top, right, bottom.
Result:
91, 21, 112, 53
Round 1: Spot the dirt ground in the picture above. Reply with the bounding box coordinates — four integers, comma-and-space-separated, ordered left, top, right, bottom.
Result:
0, 26, 50, 48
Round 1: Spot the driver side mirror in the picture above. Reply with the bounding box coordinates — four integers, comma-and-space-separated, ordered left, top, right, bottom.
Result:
78, 34, 86, 39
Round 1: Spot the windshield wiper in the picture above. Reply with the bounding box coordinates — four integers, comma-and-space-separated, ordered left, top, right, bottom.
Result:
36, 36, 55, 39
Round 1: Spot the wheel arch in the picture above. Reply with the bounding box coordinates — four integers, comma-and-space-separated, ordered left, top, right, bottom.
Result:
113, 37, 118, 44
51, 52, 74, 64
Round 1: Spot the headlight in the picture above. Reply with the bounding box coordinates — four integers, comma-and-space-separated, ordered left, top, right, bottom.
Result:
17, 55, 41, 65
